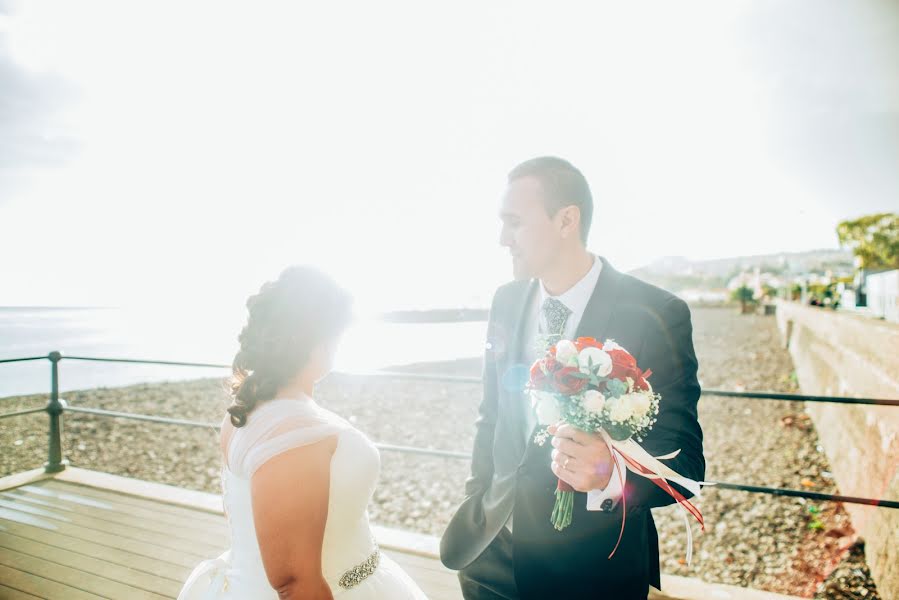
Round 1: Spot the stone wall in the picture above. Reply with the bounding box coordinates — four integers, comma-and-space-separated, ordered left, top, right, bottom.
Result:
775, 300, 899, 598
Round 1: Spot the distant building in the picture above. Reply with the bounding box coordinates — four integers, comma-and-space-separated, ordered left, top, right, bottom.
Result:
864, 270, 899, 323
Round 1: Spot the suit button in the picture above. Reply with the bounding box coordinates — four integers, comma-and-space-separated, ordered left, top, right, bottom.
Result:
600, 499, 614, 512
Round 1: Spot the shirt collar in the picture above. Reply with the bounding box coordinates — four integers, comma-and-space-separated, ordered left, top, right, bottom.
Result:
538, 254, 602, 319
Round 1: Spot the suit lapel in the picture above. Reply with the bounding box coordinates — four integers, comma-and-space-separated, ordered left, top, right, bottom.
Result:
502, 278, 538, 462
573, 256, 624, 341
508, 279, 538, 365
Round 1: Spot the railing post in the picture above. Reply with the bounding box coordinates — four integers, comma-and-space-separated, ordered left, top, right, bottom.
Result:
44, 351, 68, 473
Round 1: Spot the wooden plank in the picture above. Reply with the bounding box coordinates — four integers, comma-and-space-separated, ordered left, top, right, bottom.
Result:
0, 497, 226, 557
0, 494, 225, 554
373, 523, 441, 557
386, 551, 462, 596
0, 469, 53, 493
388, 549, 463, 594
418, 584, 464, 600
12, 484, 229, 535
388, 549, 455, 572
388, 566, 461, 593
372, 527, 462, 598
1, 520, 457, 599
0, 582, 44, 600
36, 479, 226, 525
387, 566, 458, 590
0, 519, 191, 582
1, 489, 228, 547
0, 545, 167, 600
0, 506, 206, 568
0, 563, 105, 600
388, 558, 459, 588
52, 468, 224, 515
37, 480, 225, 524
0, 531, 182, 598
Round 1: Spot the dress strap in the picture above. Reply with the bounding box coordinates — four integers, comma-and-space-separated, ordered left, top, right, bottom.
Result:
228, 399, 347, 478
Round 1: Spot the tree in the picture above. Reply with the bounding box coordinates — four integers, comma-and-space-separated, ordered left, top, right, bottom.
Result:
731, 285, 756, 314
836, 213, 899, 270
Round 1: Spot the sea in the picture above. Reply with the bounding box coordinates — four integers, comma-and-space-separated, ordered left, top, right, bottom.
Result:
0, 307, 487, 397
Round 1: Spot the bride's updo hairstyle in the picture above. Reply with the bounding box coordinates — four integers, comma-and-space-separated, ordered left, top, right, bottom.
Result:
227, 266, 352, 427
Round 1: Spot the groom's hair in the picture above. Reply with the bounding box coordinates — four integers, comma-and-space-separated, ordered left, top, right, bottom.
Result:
508, 156, 593, 243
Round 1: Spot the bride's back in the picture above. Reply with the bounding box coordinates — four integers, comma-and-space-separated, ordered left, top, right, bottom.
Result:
220, 397, 382, 596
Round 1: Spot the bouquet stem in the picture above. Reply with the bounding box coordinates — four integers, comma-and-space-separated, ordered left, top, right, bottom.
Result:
551, 480, 575, 531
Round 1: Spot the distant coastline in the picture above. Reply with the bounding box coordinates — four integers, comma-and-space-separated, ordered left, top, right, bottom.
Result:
1, 306, 487, 322
0, 306, 115, 310
379, 308, 489, 323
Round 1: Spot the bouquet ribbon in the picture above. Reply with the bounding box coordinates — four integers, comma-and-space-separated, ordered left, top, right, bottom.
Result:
598, 431, 708, 564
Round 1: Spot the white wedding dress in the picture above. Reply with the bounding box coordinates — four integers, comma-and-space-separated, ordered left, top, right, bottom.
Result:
178, 397, 428, 599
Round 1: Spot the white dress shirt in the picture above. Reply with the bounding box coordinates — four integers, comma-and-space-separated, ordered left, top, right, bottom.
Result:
507, 255, 623, 532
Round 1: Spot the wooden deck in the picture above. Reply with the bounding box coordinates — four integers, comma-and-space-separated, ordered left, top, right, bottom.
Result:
0, 468, 804, 600
0, 469, 461, 600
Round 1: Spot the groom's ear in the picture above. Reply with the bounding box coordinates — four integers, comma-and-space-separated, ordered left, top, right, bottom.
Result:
557, 205, 582, 240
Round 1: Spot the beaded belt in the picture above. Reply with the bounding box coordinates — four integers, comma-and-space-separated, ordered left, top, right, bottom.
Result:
338, 545, 381, 589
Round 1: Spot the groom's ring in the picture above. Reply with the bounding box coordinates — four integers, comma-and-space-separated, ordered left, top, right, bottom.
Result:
563, 457, 571, 469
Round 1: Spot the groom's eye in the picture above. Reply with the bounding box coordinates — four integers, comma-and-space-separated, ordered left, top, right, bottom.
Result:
500, 212, 520, 226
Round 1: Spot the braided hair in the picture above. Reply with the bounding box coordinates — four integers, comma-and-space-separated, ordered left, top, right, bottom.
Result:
227, 266, 352, 427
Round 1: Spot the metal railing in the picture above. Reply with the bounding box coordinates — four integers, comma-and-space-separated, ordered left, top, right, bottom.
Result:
2, 351, 897, 509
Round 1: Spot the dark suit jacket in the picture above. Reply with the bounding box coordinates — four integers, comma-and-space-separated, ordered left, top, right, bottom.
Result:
440, 257, 705, 599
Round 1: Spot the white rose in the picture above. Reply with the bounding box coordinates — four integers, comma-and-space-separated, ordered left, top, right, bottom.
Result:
578, 347, 612, 377
602, 339, 623, 352
532, 391, 562, 425
607, 396, 634, 423
582, 389, 606, 416
629, 392, 652, 417
530, 390, 552, 409
555, 340, 578, 366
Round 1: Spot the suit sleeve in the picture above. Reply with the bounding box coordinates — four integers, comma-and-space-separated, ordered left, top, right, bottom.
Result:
463, 289, 503, 497
627, 296, 705, 509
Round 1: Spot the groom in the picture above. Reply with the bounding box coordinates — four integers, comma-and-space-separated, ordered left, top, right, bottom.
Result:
440, 157, 705, 599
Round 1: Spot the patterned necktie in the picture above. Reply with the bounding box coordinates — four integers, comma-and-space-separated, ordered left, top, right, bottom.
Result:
522, 297, 573, 446
541, 297, 572, 345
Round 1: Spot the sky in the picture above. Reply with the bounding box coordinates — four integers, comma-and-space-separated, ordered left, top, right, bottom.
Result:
1, 0, 897, 312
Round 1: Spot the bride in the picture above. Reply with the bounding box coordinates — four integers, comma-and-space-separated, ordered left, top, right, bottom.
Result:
178, 266, 428, 599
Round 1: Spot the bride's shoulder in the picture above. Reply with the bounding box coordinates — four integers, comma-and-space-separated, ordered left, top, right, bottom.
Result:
250, 398, 351, 436
268, 397, 339, 419
228, 399, 348, 478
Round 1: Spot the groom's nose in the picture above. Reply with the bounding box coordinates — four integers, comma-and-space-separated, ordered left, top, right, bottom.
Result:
499, 226, 513, 249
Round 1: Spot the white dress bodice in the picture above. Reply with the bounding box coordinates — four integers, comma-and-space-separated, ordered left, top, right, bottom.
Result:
178, 397, 427, 599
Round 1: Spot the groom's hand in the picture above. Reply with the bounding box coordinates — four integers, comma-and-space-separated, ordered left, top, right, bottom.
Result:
548, 423, 614, 492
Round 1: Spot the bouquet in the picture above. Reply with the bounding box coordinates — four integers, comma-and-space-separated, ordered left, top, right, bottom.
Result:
528, 336, 705, 561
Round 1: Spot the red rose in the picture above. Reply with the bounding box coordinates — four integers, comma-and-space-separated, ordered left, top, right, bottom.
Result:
574, 337, 603, 351
543, 356, 562, 373
633, 368, 653, 391
608, 349, 638, 380
529, 360, 548, 390
530, 357, 564, 391
554, 366, 588, 395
